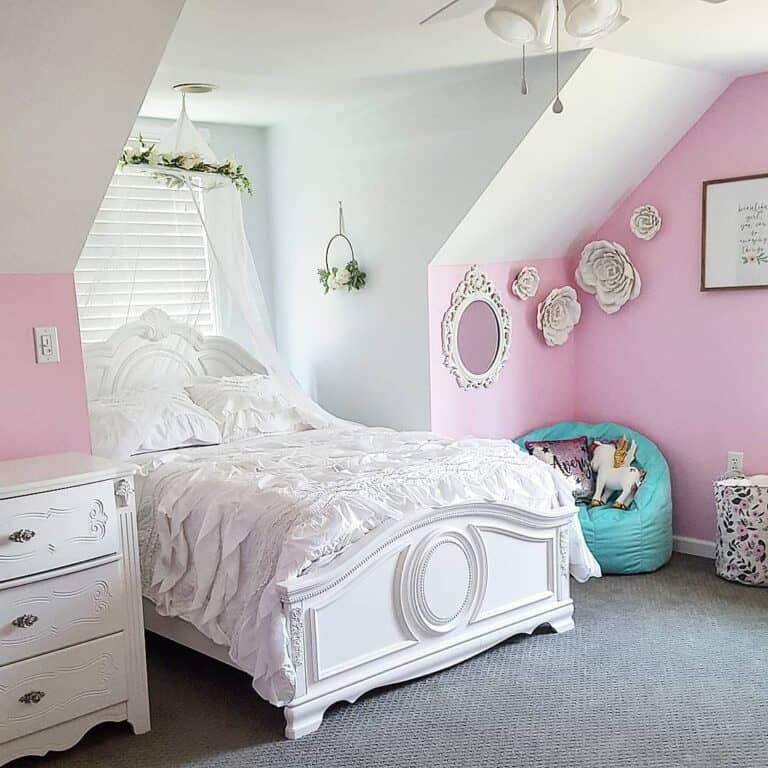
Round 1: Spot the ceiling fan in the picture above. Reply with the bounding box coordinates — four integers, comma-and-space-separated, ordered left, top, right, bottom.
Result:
419, 0, 729, 112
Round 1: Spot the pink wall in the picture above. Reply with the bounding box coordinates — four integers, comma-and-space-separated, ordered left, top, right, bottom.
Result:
429, 73, 768, 544
576, 72, 768, 542
429, 259, 576, 439
0, 274, 91, 461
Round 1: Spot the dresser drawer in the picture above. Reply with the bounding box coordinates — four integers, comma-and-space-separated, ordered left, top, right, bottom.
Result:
0, 481, 119, 582
0, 633, 127, 745
0, 559, 125, 666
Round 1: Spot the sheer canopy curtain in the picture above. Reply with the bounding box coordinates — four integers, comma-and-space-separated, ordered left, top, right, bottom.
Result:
75, 109, 341, 427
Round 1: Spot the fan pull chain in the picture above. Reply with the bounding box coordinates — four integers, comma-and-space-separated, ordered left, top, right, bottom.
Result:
521, 44, 528, 95
553, 0, 564, 113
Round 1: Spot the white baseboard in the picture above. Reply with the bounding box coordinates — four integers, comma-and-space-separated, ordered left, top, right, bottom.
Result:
673, 536, 715, 559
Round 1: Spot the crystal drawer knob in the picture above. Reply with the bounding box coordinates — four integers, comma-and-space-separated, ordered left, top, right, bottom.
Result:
19, 691, 45, 705
9, 529, 36, 543
12, 614, 39, 629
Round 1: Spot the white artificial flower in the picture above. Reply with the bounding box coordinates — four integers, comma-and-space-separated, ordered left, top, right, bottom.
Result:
630, 205, 662, 241
511, 266, 540, 300
335, 268, 351, 286
536, 286, 581, 346
180, 152, 201, 170
575, 240, 641, 314
147, 148, 162, 166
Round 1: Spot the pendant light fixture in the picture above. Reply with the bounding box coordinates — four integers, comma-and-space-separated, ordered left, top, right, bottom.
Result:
562, 0, 627, 45
484, 0, 555, 96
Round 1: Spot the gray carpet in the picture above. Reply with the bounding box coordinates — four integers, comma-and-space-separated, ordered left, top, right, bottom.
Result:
14, 554, 768, 768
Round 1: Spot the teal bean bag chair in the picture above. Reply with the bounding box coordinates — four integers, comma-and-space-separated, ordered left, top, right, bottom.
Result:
516, 421, 672, 574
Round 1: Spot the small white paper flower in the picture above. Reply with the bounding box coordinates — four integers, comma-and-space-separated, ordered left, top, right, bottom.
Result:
630, 205, 662, 241
576, 240, 641, 314
511, 266, 540, 300
536, 286, 581, 346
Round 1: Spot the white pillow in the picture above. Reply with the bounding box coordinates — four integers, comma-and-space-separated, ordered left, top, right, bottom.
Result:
135, 390, 221, 454
185, 374, 310, 442
89, 389, 221, 460
89, 389, 169, 460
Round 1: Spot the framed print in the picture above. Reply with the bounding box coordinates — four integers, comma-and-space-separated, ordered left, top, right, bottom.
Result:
702, 172, 768, 291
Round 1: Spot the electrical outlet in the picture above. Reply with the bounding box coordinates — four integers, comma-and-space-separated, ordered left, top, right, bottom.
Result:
34, 326, 59, 364
727, 451, 744, 477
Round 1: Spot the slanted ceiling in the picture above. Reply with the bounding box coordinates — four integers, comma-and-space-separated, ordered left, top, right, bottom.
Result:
432, 50, 732, 266
0, 0, 185, 274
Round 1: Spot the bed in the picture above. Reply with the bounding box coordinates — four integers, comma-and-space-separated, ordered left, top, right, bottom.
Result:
83, 309, 599, 739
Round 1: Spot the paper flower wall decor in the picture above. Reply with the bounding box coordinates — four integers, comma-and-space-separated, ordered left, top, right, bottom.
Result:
536, 286, 582, 347
576, 240, 641, 315
630, 204, 662, 241
511, 266, 540, 300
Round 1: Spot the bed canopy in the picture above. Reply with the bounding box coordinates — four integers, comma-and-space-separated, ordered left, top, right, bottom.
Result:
75, 95, 336, 426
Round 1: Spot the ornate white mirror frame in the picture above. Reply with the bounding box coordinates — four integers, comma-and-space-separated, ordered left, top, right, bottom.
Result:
441, 265, 512, 390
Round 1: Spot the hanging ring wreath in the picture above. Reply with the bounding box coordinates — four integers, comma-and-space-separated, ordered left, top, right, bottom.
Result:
318, 202, 367, 294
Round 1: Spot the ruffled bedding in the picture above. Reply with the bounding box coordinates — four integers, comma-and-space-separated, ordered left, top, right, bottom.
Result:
134, 427, 600, 706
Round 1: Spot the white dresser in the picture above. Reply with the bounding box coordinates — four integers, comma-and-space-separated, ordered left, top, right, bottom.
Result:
0, 453, 150, 765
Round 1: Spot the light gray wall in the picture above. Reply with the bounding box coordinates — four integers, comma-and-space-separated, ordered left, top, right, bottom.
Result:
267, 54, 586, 430
135, 116, 274, 316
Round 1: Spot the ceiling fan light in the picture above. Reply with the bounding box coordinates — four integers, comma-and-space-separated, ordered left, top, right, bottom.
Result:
484, 0, 555, 49
563, 0, 626, 41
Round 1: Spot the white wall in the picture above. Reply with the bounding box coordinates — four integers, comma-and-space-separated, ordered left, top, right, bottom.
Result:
268, 55, 586, 430
433, 51, 730, 266
0, 0, 184, 273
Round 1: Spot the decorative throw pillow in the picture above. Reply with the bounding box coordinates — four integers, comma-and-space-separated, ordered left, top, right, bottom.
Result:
135, 390, 221, 454
525, 436, 595, 501
185, 374, 311, 442
89, 389, 222, 460
89, 389, 169, 460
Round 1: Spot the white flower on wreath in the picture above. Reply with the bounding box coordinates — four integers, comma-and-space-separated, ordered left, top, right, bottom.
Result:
147, 148, 162, 166
630, 204, 662, 241
511, 266, 540, 300
575, 240, 641, 315
536, 286, 581, 347
328, 267, 351, 290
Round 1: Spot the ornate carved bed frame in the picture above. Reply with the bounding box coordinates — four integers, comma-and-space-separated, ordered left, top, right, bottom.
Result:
82, 309, 576, 739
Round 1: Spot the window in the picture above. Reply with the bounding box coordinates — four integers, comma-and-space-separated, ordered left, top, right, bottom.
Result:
75, 137, 217, 344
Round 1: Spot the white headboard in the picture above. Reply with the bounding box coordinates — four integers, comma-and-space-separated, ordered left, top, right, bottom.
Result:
82, 307, 266, 398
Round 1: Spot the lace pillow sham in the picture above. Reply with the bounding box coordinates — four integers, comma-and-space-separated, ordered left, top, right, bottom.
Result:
185, 374, 311, 441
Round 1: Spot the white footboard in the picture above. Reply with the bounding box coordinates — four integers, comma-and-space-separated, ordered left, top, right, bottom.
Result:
277, 502, 575, 739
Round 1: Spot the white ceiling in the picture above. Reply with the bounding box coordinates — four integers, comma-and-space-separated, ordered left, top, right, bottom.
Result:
141, 0, 768, 126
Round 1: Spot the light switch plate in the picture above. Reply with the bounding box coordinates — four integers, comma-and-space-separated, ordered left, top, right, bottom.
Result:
727, 451, 744, 477
34, 326, 60, 364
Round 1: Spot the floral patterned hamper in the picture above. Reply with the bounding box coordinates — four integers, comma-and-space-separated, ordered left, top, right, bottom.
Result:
714, 476, 768, 586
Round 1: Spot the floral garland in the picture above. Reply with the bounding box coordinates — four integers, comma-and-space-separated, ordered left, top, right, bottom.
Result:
318, 260, 367, 294
119, 135, 252, 194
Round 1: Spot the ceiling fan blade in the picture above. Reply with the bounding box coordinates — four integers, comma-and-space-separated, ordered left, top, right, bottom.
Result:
419, 0, 490, 26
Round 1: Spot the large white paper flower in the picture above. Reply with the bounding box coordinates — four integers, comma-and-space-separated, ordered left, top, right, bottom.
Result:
536, 286, 581, 346
511, 266, 540, 300
575, 240, 641, 314
630, 204, 662, 241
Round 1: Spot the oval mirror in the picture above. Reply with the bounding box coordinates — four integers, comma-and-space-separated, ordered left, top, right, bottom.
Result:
457, 300, 500, 376
441, 265, 511, 390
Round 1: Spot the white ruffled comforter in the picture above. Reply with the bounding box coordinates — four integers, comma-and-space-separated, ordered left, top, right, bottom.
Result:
135, 427, 600, 706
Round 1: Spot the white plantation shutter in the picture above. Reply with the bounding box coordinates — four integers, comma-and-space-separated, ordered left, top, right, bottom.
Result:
75, 137, 217, 344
